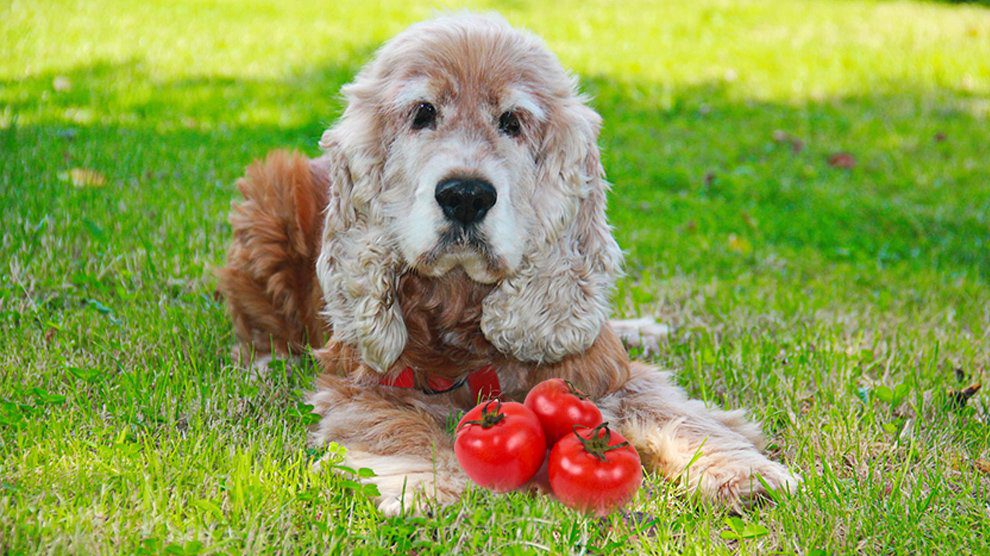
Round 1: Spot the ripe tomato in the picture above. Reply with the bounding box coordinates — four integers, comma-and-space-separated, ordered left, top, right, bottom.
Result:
454, 400, 547, 492
524, 378, 603, 445
548, 423, 643, 515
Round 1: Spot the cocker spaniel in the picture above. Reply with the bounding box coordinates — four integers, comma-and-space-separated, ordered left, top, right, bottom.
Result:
217, 13, 798, 515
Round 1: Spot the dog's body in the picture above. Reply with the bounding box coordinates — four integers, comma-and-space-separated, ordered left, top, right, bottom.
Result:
217, 14, 797, 514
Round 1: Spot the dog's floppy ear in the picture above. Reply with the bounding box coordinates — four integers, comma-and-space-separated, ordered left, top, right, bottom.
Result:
315, 92, 408, 373
481, 96, 623, 364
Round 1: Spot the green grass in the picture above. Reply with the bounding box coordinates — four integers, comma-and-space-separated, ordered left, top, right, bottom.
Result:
3, 0, 990, 553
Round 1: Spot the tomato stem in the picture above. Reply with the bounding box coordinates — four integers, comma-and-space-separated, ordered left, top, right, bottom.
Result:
573, 422, 630, 462
458, 399, 506, 430
563, 379, 590, 400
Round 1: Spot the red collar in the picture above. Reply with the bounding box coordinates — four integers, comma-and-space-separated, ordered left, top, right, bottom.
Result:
379, 365, 501, 401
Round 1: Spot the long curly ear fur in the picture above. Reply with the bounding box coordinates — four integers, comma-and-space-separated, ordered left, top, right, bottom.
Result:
481, 95, 623, 364
315, 77, 407, 373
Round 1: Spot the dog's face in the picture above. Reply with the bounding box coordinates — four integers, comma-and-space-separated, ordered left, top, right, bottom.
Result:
351, 18, 576, 284
381, 74, 538, 283
318, 14, 623, 371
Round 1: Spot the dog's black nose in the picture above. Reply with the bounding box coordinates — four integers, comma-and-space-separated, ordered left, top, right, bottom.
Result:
434, 178, 497, 226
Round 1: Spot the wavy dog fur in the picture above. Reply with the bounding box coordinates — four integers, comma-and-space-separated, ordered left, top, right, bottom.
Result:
218, 13, 798, 514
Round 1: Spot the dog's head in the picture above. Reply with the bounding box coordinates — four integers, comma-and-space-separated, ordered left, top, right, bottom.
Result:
316, 14, 622, 372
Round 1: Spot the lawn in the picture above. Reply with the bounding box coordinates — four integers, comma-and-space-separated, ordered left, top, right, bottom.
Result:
2, 0, 990, 553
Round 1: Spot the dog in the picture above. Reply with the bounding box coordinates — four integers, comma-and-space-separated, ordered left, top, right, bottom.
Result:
216, 13, 798, 515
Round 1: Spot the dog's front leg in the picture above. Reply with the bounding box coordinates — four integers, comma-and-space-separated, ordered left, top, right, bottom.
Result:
306, 375, 467, 516
597, 362, 800, 508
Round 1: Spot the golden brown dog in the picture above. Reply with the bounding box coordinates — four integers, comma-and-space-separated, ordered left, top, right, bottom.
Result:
217, 13, 798, 515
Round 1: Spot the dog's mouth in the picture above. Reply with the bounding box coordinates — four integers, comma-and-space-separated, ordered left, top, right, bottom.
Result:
414, 225, 505, 283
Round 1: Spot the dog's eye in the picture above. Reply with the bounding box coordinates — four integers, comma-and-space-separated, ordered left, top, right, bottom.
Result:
498, 111, 522, 137
412, 102, 437, 130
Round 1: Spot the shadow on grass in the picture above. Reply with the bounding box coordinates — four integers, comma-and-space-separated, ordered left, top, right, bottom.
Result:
934, 0, 990, 6
2, 58, 988, 284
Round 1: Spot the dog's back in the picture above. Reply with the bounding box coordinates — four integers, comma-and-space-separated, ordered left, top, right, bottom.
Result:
216, 151, 329, 362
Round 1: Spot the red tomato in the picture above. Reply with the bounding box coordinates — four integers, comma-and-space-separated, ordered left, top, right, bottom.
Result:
454, 400, 547, 492
524, 379, 603, 445
548, 423, 643, 515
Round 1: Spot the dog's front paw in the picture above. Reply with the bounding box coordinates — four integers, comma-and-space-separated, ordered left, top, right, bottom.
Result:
327, 450, 466, 516
610, 317, 670, 356
696, 455, 800, 508
369, 477, 456, 517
